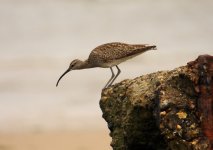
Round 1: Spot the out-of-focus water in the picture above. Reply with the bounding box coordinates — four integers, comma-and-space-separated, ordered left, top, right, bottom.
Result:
0, 0, 212, 132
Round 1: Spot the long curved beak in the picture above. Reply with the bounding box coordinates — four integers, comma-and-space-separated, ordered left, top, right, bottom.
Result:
56, 69, 71, 87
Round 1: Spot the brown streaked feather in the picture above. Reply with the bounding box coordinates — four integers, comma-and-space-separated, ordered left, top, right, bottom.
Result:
88, 42, 156, 65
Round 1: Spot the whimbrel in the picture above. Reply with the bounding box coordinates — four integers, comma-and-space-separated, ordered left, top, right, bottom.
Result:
56, 42, 156, 88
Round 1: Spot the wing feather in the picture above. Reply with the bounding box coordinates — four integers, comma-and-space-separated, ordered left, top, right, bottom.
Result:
88, 42, 155, 64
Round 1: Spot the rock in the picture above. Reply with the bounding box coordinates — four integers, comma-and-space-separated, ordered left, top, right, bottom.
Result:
100, 55, 213, 150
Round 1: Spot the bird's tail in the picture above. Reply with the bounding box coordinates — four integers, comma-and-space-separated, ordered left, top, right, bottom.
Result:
132, 44, 157, 55
133, 44, 157, 50
146, 45, 157, 50
121, 44, 157, 59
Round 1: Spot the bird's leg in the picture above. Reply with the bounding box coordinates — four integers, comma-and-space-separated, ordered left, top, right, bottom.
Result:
108, 65, 121, 87
104, 67, 115, 89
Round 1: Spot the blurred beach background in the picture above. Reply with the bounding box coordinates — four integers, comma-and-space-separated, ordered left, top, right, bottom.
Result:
0, 0, 213, 149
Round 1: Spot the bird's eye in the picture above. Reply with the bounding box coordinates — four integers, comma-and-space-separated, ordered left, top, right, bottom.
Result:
70, 63, 76, 68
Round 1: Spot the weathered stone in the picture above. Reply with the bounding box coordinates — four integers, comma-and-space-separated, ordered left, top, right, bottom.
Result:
100, 55, 213, 150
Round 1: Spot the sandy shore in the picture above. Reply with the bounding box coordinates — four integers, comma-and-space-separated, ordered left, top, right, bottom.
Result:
0, 130, 111, 150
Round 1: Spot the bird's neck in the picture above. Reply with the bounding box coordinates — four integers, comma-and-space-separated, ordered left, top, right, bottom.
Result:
78, 59, 93, 69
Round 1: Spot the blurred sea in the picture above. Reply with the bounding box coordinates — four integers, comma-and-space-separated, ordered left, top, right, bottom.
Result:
0, 0, 213, 132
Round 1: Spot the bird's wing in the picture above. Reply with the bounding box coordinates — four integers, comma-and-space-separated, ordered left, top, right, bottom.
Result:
88, 42, 155, 63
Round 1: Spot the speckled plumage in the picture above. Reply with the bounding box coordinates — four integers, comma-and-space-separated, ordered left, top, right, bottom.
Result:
88, 42, 156, 67
56, 42, 156, 88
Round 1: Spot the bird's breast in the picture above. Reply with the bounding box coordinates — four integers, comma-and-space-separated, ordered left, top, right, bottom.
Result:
97, 58, 129, 68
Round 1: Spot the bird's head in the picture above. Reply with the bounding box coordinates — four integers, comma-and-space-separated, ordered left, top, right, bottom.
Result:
56, 59, 83, 87
68, 59, 83, 70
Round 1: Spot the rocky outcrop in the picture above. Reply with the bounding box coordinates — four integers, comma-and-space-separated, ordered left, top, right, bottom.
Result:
100, 55, 213, 150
